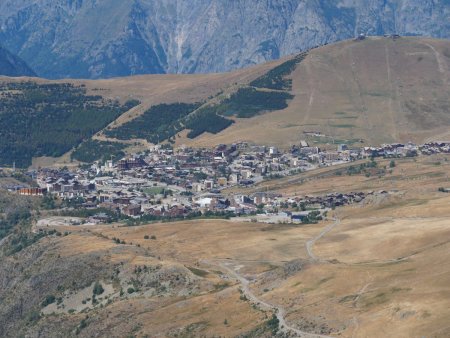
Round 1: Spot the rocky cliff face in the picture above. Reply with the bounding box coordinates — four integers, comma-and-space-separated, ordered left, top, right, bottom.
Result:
0, 0, 449, 79
0, 44, 36, 77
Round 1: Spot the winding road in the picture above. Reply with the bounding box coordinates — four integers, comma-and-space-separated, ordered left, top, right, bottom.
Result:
202, 216, 342, 337
214, 260, 332, 338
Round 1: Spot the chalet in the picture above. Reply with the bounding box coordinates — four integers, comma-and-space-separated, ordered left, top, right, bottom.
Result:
300, 147, 320, 156
117, 157, 147, 170
204, 180, 214, 190
241, 169, 252, 179
123, 204, 142, 217
19, 187, 46, 196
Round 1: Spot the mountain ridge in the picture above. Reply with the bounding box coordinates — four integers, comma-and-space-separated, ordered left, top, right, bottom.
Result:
1, 0, 450, 79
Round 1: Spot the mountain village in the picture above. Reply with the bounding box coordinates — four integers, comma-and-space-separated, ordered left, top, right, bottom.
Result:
5, 140, 448, 225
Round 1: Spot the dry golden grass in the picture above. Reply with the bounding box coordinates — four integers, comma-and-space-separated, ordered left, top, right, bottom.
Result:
181, 37, 450, 148
86, 156, 450, 337
36, 154, 450, 337
98, 219, 316, 264
119, 287, 267, 337
82, 194, 448, 337
8, 36, 450, 168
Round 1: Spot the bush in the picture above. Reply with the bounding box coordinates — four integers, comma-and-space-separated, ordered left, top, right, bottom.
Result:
266, 314, 280, 334
41, 295, 56, 307
26, 310, 41, 324
127, 287, 136, 294
93, 281, 104, 296
76, 318, 88, 334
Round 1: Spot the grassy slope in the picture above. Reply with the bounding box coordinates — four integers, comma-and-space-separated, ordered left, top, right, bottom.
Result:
181, 37, 450, 147
3, 36, 450, 166
0, 57, 285, 167
4, 154, 449, 337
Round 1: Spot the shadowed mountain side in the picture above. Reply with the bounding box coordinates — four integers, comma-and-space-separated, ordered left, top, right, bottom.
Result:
0, 45, 36, 77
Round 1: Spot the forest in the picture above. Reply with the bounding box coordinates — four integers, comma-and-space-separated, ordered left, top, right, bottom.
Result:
219, 87, 293, 118
250, 52, 307, 90
185, 107, 234, 139
71, 140, 128, 163
0, 82, 138, 167
104, 103, 201, 143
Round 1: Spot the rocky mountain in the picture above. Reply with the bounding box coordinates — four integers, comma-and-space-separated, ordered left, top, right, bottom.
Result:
0, 44, 36, 77
0, 0, 450, 79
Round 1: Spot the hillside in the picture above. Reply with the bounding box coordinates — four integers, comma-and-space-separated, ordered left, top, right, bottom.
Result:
1, 154, 449, 337
0, 45, 35, 77
1, 0, 450, 78
0, 81, 139, 167
98, 36, 450, 149
0, 58, 282, 167
179, 36, 450, 147
3, 37, 450, 168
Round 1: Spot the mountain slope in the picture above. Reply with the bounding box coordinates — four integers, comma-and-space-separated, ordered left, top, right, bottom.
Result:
0, 58, 280, 167
2, 36, 450, 168
179, 36, 450, 147
1, 0, 450, 79
0, 81, 138, 167
0, 45, 35, 77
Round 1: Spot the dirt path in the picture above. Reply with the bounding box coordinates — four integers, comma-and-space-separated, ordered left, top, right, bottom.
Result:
424, 42, 448, 87
305, 218, 341, 262
200, 217, 343, 337
301, 60, 316, 126
209, 260, 331, 338
384, 44, 399, 140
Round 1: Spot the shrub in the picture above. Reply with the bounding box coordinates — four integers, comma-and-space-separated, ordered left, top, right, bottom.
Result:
266, 314, 280, 334
93, 282, 104, 296
41, 295, 56, 307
